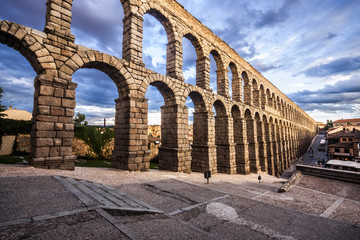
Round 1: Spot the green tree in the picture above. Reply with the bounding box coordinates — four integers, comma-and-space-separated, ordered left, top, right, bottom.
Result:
74, 112, 88, 126
324, 119, 333, 131
0, 87, 7, 118
75, 126, 114, 159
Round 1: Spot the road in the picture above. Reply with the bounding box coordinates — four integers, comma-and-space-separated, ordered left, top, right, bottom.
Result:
302, 133, 328, 166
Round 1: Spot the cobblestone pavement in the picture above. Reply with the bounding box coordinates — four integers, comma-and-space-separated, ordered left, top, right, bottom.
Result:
0, 164, 359, 239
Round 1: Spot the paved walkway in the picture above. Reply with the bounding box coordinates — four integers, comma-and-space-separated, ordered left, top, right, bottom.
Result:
1, 165, 359, 239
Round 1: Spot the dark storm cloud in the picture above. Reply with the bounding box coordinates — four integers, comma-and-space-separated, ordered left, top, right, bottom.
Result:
0, 0, 46, 31
298, 103, 355, 113
303, 56, 360, 77
71, 1, 124, 57
288, 76, 360, 106
250, 60, 281, 73
254, 0, 299, 28
72, 70, 119, 108
325, 32, 337, 40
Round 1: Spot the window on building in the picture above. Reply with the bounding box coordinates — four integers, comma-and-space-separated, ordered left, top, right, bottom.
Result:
344, 149, 350, 153
335, 148, 340, 153
349, 138, 353, 141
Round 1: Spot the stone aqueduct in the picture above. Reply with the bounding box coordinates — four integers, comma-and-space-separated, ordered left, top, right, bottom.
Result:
0, 0, 317, 175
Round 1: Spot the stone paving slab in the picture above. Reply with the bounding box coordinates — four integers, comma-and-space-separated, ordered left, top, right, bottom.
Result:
176, 195, 360, 240
298, 175, 360, 201
0, 176, 84, 223
0, 210, 128, 240
117, 179, 227, 213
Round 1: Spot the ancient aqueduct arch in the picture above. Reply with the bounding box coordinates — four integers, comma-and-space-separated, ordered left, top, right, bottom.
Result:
0, 0, 318, 175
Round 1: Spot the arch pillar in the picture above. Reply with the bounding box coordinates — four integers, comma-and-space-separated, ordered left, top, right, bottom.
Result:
215, 114, 236, 174
232, 77, 242, 102
276, 124, 284, 173
257, 119, 268, 172
281, 125, 289, 169
244, 83, 253, 105
191, 111, 217, 173
272, 123, 280, 175
111, 95, 151, 171
166, 39, 184, 80
158, 104, 191, 173
30, 74, 77, 170
122, 13, 144, 66
216, 68, 229, 97
264, 120, 275, 175
196, 56, 210, 90
246, 116, 260, 173
44, 0, 75, 42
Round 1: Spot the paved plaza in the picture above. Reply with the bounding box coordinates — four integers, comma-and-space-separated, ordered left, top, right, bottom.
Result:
1, 164, 359, 239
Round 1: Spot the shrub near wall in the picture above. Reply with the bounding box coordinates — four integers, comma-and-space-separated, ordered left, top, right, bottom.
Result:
0, 118, 32, 145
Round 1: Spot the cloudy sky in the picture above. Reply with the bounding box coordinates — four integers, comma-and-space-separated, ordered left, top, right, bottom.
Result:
0, 0, 359, 125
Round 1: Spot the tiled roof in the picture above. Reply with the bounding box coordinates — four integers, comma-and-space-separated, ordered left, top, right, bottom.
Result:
3, 109, 32, 121
333, 118, 360, 123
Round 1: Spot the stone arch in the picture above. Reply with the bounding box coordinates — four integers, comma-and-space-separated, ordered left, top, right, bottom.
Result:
186, 89, 216, 173
245, 109, 258, 173
259, 85, 266, 109
210, 50, 227, 97
266, 88, 272, 107
60, 51, 132, 93
229, 62, 240, 101
252, 79, 259, 107
0, 21, 53, 75
242, 71, 251, 104
255, 112, 266, 172
232, 104, 248, 174
182, 32, 205, 87
213, 99, 235, 174
141, 4, 182, 79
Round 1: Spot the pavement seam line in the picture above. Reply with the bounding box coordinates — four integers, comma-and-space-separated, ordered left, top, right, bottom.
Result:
320, 197, 345, 218
169, 194, 230, 215
251, 190, 270, 200
52, 175, 97, 207
95, 208, 142, 240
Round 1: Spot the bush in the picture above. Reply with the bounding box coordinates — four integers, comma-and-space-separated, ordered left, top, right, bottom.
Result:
74, 126, 114, 159
0, 118, 32, 145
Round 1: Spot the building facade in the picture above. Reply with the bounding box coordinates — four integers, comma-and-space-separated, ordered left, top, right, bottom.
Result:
328, 130, 360, 162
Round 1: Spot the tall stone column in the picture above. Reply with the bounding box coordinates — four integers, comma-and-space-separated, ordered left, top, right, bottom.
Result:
44, 0, 75, 43
111, 95, 151, 171
276, 124, 284, 173
257, 120, 268, 172
215, 114, 236, 174
244, 82, 253, 105
253, 89, 260, 108
234, 119, 250, 174
122, 13, 144, 65
191, 111, 217, 173
158, 104, 191, 173
264, 121, 275, 175
30, 74, 77, 170
232, 77, 242, 102
272, 123, 280, 175
247, 117, 260, 173
196, 56, 211, 90
282, 125, 289, 169
216, 68, 229, 97
166, 39, 184, 80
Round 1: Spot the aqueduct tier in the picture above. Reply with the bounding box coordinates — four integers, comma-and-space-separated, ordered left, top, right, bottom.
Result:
0, 0, 318, 175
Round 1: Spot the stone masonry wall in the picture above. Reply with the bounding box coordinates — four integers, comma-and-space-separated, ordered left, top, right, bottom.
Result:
0, 0, 318, 175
